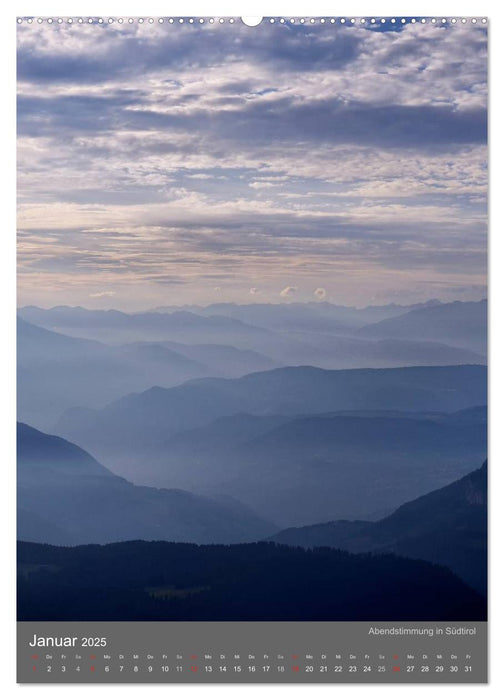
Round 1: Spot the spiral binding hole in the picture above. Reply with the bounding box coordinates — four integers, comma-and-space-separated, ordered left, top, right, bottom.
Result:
17, 16, 489, 26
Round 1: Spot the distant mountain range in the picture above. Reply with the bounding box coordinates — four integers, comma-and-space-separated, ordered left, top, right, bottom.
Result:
129, 405, 486, 526
53, 364, 487, 524
18, 539, 486, 622
18, 306, 276, 347
17, 423, 274, 546
56, 363, 487, 447
17, 317, 277, 428
22, 312, 483, 430
269, 461, 487, 594
357, 300, 487, 355
151, 299, 444, 330
18, 301, 486, 393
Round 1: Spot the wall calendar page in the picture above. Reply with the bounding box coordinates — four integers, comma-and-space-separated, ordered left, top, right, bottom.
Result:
16, 14, 488, 685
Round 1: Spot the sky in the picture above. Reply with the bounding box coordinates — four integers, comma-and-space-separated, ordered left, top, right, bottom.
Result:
17, 18, 487, 310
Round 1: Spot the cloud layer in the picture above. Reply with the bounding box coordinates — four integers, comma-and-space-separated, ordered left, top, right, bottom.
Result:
17, 20, 487, 309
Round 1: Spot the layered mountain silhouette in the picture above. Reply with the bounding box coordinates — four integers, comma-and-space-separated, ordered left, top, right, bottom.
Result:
18, 306, 275, 347
18, 540, 486, 622
54, 365, 487, 525
17, 423, 274, 545
357, 299, 487, 355
17, 317, 276, 428
155, 408, 485, 526
16, 297, 488, 622
269, 461, 487, 593
18, 302, 485, 375
152, 299, 443, 332
57, 364, 487, 449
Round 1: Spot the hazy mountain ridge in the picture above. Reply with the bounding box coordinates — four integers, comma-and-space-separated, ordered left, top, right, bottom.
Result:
53, 365, 486, 526
18, 301, 486, 380
357, 299, 487, 355
18, 306, 277, 346
17, 423, 275, 546
269, 461, 487, 593
17, 317, 278, 428
55, 364, 487, 461
143, 406, 486, 526
17, 301, 488, 591
150, 299, 444, 330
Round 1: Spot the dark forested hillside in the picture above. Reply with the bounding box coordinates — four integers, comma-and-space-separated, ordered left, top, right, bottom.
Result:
17, 540, 486, 622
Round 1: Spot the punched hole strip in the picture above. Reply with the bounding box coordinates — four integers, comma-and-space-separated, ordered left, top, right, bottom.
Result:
17, 17, 488, 26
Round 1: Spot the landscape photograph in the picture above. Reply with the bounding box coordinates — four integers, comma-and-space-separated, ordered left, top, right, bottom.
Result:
17, 17, 487, 622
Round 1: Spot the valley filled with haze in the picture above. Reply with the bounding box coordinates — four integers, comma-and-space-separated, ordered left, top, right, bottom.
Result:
17, 298, 488, 621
